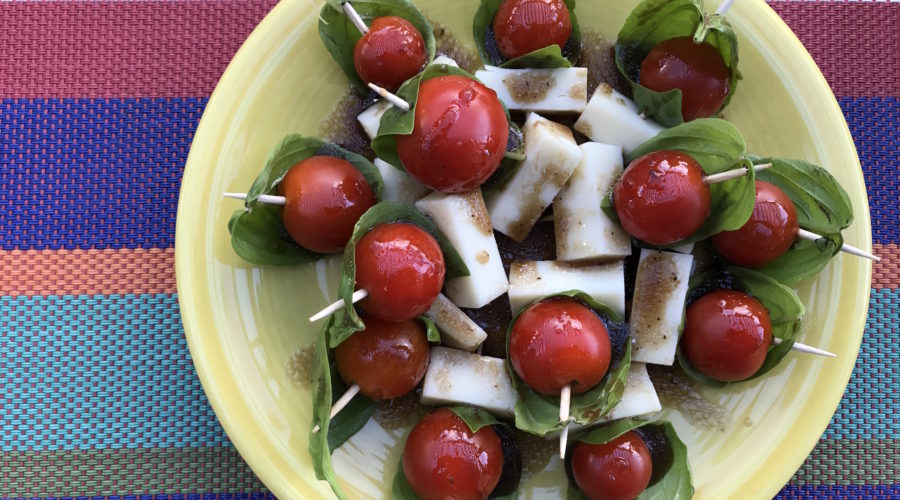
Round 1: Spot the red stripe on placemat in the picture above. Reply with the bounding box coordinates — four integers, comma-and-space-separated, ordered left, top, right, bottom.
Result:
771, 2, 899, 97
0, 248, 175, 296
0, 0, 277, 98
1, 1, 895, 98
873, 243, 899, 290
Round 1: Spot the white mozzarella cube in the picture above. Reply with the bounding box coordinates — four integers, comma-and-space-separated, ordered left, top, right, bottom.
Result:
357, 100, 392, 140
420, 347, 517, 418
432, 55, 459, 67
416, 190, 509, 308
574, 84, 664, 155
561, 363, 661, 435
554, 142, 631, 261
486, 113, 584, 242
630, 249, 694, 365
475, 66, 588, 114
669, 242, 694, 255
595, 362, 661, 424
508, 260, 625, 317
374, 158, 429, 205
425, 294, 488, 352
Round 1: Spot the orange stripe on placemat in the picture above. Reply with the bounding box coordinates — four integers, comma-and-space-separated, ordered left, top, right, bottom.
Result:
0, 248, 175, 296
873, 243, 899, 290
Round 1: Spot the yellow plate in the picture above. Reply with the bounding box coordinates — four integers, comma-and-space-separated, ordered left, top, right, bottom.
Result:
176, 0, 873, 498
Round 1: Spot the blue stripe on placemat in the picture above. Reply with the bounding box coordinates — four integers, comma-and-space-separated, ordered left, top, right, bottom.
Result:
0, 290, 895, 450
777, 484, 900, 499
0, 294, 229, 451
0, 97, 897, 251
0, 98, 204, 251
825, 288, 899, 440
840, 97, 897, 245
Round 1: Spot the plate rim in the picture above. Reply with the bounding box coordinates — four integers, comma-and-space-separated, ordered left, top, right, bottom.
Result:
175, 0, 874, 498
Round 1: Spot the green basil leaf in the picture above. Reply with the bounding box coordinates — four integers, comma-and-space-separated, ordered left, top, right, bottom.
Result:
228, 135, 383, 266
418, 314, 442, 343
506, 291, 631, 436
728, 266, 804, 323
309, 319, 347, 500
572, 417, 650, 445
622, 119, 755, 246
391, 459, 420, 500
615, 0, 740, 126
749, 156, 854, 234
448, 405, 500, 433
641, 422, 694, 500
568, 421, 693, 500
473, 0, 581, 69
751, 235, 843, 285
329, 201, 470, 347
679, 267, 803, 384
318, 0, 436, 93
741, 155, 853, 284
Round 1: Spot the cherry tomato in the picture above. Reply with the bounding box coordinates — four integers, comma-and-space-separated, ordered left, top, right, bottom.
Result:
613, 150, 711, 246
712, 180, 799, 268
334, 314, 429, 400
681, 289, 773, 382
354, 222, 445, 322
508, 297, 611, 396
353, 16, 427, 92
403, 408, 504, 500
640, 36, 731, 122
492, 0, 573, 60
277, 156, 376, 254
396, 75, 509, 193
572, 431, 654, 500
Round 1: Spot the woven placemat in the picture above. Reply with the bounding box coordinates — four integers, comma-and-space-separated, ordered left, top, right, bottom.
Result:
0, 0, 896, 498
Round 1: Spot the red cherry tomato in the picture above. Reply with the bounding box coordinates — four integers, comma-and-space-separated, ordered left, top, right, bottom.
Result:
403, 408, 504, 500
277, 156, 376, 254
640, 36, 731, 122
508, 298, 611, 396
613, 150, 711, 246
712, 180, 799, 268
396, 75, 509, 193
492, 0, 573, 60
572, 431, 654, 500
334, 314, 429, 400
353, 16, 428, 92
354, 222, 445, 322
681, 289, 773, 382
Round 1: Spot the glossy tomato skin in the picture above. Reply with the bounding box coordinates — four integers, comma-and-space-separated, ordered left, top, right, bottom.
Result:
403, 408, 504, 500
492, 0, 573, 60
613, 150, 711, 246
278, 156, 376, 254
712, 180, 799, 268
640, 36, 731, 122
571, 431, 654, 500
353, 16, 427, 92
334, 314, 429, 400
508, 298, 611, 396
395, 75, 509, 193
354, 222, 445, 322
681, 289, 773, 382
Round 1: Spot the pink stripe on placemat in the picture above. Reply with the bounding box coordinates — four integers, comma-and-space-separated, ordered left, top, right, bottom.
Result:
0, 0, 277, 98
0, 249, 176, 296
771, 2, 899, 97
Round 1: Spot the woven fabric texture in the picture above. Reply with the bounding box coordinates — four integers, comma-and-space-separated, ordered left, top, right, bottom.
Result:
0, 0, 896, 498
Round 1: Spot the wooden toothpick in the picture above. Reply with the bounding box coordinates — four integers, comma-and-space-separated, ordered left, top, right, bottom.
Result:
223, 193, 286, 205
797, 229, 880, 262
559, 384, 572, 459
312, 383, 362, 433
309, 289, 369, 322
702, 163, 772, 185
342, 2, 369, 35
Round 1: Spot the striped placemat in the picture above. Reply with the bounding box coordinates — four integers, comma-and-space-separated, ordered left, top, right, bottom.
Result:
0, 0, 896, 498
